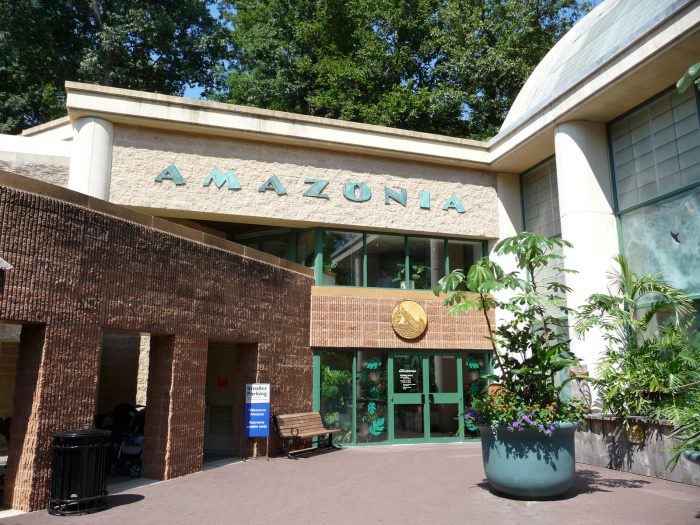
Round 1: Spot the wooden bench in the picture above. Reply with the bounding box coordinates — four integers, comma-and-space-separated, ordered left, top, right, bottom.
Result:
274, 412, 341, 458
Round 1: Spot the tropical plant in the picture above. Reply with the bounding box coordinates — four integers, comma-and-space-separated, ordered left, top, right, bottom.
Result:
435, 232, 587, 435
575, 255, 700, 427
394, 262, 430, 289
669, 413, 700, 469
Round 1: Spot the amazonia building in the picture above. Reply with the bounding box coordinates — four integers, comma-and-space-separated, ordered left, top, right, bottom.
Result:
0, 0, 698, 512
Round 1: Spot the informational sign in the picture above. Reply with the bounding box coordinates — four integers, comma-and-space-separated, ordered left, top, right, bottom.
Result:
399, 368, 418, 392
244, 383, 270, 438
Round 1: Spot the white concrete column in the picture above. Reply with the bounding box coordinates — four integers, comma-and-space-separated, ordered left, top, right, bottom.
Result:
490, 172, 523, 327
68, 117, 114, 199
136, 335, 150, 407
555, 121, 618, 378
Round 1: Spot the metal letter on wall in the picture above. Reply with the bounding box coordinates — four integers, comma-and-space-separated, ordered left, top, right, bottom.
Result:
303, 178, 330, 199
442, 195, 466, 213
343, 182, 372, 202
155, 164, 186, 185
203, 168, 241, 190
419, 191, 430, 210
258, 175, 287, 195
384, 187, 407, 207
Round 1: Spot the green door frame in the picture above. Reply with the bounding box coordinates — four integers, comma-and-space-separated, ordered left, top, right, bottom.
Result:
314, 349, 484, 446
388, 351, 464, 444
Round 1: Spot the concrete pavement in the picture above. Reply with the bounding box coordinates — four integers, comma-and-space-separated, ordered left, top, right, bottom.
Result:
2, 442, 699, 524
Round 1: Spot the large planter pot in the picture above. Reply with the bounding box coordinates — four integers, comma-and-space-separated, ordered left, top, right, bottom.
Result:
479, 422, 578, 498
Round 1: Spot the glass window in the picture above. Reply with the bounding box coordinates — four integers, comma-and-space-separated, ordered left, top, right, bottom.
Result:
447, 240, 479, 276
366, 234, 404, 288
319, 351, 354, 444
356, 350, 387, 442
260, 234, 290, 259
323, 231, 364, 286
620, 185, 700, 296
406, 237, 445, 290
521, 158, 561, 237
297, 230, 315, 267
611, 88, 700, 211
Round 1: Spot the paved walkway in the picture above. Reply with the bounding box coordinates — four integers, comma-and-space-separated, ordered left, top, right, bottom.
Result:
2, 443, 699, 524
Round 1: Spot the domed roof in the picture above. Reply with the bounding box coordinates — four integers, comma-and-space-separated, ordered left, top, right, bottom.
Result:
500, 0, 693, 132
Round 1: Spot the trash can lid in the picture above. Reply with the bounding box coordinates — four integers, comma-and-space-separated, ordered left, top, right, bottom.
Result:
53, 429, 112, 438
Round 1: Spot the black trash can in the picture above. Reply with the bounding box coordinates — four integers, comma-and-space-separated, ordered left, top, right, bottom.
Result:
47, 429, 111, 515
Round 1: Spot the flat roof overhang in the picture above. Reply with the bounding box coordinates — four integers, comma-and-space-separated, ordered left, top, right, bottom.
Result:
56, 0, 700, 176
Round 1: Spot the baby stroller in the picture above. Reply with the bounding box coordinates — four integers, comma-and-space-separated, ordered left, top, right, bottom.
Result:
108, 403, 145, 478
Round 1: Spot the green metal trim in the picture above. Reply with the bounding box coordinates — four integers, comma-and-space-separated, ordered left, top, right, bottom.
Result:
443, 238, 449, 275
314, 229, 324, 285
617, 180, 700, 215
362, 233, 368, 287
456, 353, 465, 440
352, 351, 357, 444
387, 351, 395, 442
312, 350, 321, 412
288, 231, 298, 263
403, 237, 410, 289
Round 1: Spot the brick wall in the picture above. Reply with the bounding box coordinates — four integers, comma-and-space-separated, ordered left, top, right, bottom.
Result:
310, 288, 492, 350
0, 172, 313, 511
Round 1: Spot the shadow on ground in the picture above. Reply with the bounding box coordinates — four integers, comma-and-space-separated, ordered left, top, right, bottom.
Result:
474, 469, 651, 501
105, 494, 145, 508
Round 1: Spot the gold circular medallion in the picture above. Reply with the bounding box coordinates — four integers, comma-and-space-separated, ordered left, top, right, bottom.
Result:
391, 301, 427, 339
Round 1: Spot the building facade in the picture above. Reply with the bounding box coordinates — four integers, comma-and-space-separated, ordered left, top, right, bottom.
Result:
0, 0, 698, 511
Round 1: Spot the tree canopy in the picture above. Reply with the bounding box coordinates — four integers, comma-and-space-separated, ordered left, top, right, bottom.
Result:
0, 0, 225, 134
212, 0, 591, 139
1, 0, 592, 139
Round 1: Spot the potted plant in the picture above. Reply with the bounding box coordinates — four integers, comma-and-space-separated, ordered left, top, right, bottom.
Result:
434, 232, 589, 498
574, 255, 700, 469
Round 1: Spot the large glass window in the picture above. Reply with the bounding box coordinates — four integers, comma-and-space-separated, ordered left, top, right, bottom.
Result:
323, 231, 364, 286
297, 230, 316, 267
356, 351, 387, 443
610, 87, 700, 211
366, 234, 404, 288
406, 238, 445, 290
620, 186, 700, 296
521, 158, 561, 237
447, 240, 479, 275
319, 351, 353, 444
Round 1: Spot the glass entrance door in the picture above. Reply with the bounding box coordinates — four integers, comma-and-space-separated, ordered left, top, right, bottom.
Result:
390, 353, 462, 442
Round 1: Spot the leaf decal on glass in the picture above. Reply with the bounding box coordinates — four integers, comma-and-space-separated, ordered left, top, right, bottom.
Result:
369, 417, 385, 436
367, 357, 382, 370
367, 401, 376, 415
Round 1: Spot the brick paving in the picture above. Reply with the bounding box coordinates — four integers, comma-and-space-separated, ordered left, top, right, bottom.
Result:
2, 442, 699, 525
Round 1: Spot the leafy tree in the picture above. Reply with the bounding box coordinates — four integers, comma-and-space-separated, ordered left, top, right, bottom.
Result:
213, 0, 590, 139
0, 0, 226, 134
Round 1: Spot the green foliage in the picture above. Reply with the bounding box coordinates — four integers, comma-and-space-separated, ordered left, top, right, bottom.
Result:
669, 414, 700, 469
466, 388, 589, 435
436, 232, 580, 413
0, 0, 226, 133
213, 0, 590, 140
393, 262, 430, 289
575, 255, 700, 427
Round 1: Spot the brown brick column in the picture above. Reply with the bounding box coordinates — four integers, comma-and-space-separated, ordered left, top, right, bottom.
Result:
142, 334, 207, 479
231, 343, 259, 458
4, 324, 101, 512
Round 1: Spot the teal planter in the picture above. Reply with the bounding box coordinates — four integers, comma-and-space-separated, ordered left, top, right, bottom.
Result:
479, 422, 578, 498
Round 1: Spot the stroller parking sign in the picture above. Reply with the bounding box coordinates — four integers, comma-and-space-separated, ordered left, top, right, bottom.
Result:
244, 383, 270, 437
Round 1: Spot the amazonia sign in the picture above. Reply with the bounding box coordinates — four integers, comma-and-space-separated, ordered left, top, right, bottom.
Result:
154, 164, 467, 213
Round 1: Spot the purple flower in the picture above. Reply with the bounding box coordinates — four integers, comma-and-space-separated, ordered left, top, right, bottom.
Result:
538, 423, 544, 430
522, 415, 531, 424
513, 421, 520, 429
545, 429, 553, 436
519, 427, 525, 432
